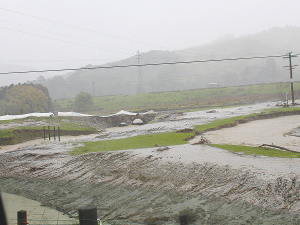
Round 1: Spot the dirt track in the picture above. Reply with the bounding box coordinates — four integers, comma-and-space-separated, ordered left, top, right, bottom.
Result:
2, 103, 300, 224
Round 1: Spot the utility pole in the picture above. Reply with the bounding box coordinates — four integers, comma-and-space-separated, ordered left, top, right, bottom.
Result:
137, 50, 143, 94
284, 52, 298, 105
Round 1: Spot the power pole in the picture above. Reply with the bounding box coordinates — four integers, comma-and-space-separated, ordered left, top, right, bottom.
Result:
137, 50, 143, 94
284, 52, 298, 105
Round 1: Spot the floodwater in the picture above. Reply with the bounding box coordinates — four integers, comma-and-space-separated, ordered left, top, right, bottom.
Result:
2, 192, 76, 225
2, 101, 300, 224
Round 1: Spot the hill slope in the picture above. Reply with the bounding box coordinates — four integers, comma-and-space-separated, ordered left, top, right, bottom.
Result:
40, 26, 300, 99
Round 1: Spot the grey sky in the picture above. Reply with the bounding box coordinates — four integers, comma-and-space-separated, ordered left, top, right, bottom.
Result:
0, 0, 300, 84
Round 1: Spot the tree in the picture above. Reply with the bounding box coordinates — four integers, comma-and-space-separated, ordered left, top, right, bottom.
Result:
74, 92, 93, 112
0, 86, 49, 115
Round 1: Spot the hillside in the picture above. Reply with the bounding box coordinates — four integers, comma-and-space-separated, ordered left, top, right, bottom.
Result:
54, 82, 300, 114
39, 26, 300, 99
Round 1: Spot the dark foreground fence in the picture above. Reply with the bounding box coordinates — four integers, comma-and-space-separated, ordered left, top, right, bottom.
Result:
43, 126, 60, 141
11, 206, 190, 225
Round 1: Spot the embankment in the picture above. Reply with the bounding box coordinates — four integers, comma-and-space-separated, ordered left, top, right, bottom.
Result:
1, 144, 300, 224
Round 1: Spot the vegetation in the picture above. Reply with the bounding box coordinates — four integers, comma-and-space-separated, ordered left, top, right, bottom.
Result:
69, 107, 300, 156
0, 117, 98, 145
55, 82, 300, 114
40, 27, 300, 100
70, 131, 194, 155
212, 144, 300, 158
194, 113, 261, 132
74, 91, 94, 112
0, 83, 53, 115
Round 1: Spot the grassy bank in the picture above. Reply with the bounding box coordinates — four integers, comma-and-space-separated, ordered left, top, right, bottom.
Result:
194, 107, 300, 132
0, 117, 98, 145
54, 81, 300, 114
70, 131, 195, 155
212, 144, 300, 158
71, 107, 300, 156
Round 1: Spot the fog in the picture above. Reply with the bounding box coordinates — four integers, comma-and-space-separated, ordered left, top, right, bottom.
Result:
0, 0, 300, 86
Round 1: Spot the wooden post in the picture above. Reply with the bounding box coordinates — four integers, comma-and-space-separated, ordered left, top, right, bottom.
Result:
58, 127, 60, 141
17, 210, 27, 225
54, 126, 56, 141
0, 194, 7, 225
43, 126, 45, 140
48, 126, 50, 140
179, 213, 188, 225
78, 205, 97, 225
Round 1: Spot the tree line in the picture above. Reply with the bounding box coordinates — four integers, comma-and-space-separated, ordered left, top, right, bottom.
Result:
0, 83, 53, 115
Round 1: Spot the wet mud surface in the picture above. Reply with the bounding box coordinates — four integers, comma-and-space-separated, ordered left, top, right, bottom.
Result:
1, 102, 300, 224
1, 142, 300, 224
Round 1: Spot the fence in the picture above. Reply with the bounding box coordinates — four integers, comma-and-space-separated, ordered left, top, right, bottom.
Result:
11, 206, 189, 225
43, 126, 60, 141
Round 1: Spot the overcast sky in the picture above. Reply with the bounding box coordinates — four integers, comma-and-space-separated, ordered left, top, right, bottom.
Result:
1, 0, 300, 84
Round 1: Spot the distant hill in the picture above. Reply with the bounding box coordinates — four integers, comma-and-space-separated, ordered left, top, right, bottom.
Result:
38, 26, 300, 99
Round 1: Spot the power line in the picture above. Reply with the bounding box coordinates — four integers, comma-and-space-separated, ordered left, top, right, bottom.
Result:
0, 21, 190, 64
0, 19, 138, 54
0, 7, 174, 50
0, 54, 290, 75
0, 26, 132, 55
0, 7, 214, 58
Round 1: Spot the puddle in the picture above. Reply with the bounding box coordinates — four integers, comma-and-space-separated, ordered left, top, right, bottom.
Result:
1, 192, 77, 225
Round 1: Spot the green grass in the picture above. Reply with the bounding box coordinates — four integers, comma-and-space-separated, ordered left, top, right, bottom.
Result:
70, 131, 194, 155
262, 106, 300, 113
55, 81, 300, 114
212, 144, 300, 158
194, 113, 261, 132
194, 106, 300, 132
0, 117, 98, 145
70, 107, 300, 155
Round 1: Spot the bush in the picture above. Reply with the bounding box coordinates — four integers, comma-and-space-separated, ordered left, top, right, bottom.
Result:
74, 92, 93, 112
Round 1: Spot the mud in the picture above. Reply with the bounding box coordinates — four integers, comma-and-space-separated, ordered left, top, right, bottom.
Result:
2, 102, 300, 224
1, 142, 300, 224
193, 115, 300, 152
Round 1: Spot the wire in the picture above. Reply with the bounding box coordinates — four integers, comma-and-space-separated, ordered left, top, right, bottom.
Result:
0, 26, 132, 55
0, 19, 137, 53
0, 8, 174, 49
0, 7, 213, 58
0, 20, 183, 63
0, 54, 291, 75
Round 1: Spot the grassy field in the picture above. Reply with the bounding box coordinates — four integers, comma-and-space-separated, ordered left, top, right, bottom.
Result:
54, 81, 300, 114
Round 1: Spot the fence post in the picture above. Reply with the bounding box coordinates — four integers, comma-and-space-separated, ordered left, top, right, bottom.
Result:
43, 126, 45, 140
48, 126, 50, 140
54, 126, 56, 141
179, 213, 188, 225
58, 127, 60, 141
0, 194, 7, 225
78, 205, 97, 225
17, 210, 27, 225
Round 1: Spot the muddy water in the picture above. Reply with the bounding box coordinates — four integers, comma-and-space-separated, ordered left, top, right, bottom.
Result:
1, 192, 76, 225
2, 102, 300, 224
1, 178, 300, 225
